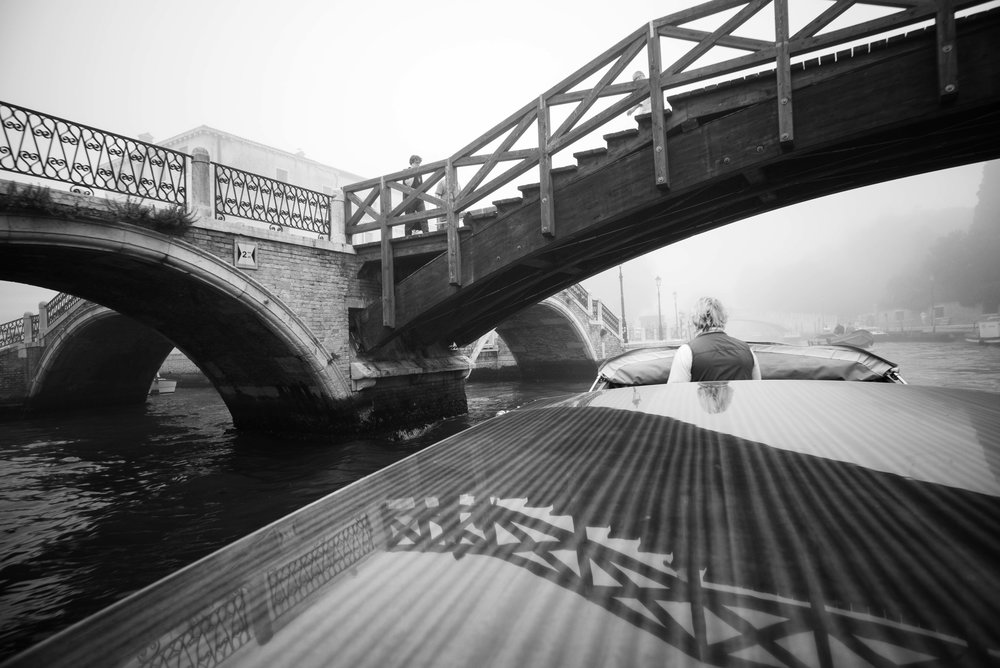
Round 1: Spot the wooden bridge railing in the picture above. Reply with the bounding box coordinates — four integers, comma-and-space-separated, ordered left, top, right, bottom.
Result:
344, 0, 987, 329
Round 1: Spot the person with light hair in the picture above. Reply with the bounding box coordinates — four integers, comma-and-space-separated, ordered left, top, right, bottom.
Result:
668, 296, 761, 382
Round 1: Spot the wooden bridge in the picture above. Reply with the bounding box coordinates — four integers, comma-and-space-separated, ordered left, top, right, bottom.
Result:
347, 0, 1000, 353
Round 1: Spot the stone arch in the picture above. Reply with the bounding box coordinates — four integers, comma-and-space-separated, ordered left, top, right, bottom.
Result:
29, 303, 174, 409
493, 297, 598, 380
0, 214, 353, 432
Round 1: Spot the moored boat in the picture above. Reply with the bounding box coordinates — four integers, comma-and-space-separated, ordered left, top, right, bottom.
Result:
148, 376, 177, 395
966, 315, 1000, 345
8, 344, 997, 667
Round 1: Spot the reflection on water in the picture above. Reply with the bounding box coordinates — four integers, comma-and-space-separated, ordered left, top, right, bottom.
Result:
0, 341, 996, 659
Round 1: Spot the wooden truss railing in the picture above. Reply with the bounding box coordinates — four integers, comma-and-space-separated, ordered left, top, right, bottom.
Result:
343, 0, 986, 328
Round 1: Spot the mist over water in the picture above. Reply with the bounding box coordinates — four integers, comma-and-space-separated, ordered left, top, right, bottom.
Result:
0, 342, 998, 660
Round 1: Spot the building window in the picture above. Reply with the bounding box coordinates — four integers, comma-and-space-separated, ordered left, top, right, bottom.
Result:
276, 168, 288, 183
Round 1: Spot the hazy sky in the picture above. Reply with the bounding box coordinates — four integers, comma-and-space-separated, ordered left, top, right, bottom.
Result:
0, 0, 990, 324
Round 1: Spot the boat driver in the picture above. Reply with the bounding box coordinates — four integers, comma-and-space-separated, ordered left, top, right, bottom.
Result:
668, 296, 761, 382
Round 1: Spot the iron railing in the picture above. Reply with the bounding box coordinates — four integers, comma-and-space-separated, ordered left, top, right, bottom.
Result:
601, 303, 621, 335
566, 284, 589, 309
0, 101, 187, 205
214, 164, 332, 236
0, 316, 23, 348
45, 291, 83, 327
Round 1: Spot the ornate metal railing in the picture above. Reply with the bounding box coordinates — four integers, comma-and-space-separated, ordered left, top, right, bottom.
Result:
0, 101, 187, 204
46, 291, 83, 327
0, 316, 23, 348
214, 164, 332, 236
601, 303, 620, 335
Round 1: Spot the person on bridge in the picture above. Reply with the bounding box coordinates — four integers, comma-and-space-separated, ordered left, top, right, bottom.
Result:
403, 154, 427, 236
627, 71, 652, 117
668, 296, 761, 383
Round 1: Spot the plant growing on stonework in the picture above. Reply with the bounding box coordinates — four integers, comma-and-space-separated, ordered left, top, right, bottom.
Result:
107, 196, 196, 233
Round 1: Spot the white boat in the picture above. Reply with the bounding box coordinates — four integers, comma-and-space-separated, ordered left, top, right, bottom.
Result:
148, 376, 177, 395
966, 315, 1000, 345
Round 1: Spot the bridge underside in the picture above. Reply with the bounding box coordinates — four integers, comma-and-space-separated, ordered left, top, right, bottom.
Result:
29, 310, 174, 411
360, 9, 1000, 351
495, 302, 598, 381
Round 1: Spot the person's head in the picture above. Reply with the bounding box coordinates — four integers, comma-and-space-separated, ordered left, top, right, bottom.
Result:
409, 154, 422, 166
632, 70, 646, 82
690, 297, 728, 333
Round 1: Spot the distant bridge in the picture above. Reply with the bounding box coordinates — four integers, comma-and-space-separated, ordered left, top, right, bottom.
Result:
2, 0, 999, 432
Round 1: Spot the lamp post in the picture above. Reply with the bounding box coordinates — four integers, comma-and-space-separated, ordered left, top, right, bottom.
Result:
619, 265, 628, 343
673, 291, 679, 340
655, 276, 663, 341
930, 274, 936, 334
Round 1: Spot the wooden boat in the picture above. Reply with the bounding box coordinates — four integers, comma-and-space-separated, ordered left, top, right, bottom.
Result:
148, 376, 177, 395
8, 352, 998, 668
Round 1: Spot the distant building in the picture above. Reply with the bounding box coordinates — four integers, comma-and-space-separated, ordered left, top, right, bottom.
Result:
153, 126, 366, 195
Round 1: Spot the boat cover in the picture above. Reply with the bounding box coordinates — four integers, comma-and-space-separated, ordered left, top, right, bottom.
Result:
594, 343, 902, 389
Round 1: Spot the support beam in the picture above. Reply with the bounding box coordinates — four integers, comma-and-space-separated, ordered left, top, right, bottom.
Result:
774, 0, 794, 148
445, 159, 462, 286
379, 178, 395, 328
647, 22, 669, 187
537, 96, 555, 237
937, 0, 958, 100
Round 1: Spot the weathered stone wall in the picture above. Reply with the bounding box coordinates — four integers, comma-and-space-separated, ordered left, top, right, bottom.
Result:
180, 222, 367, 386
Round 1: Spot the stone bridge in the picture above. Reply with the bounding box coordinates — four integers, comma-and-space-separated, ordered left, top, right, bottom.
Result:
0, 272, 622, 422
1, 0, 999, 434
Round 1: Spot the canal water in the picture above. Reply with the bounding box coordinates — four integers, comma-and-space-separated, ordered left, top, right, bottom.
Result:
1, 340, 998, 660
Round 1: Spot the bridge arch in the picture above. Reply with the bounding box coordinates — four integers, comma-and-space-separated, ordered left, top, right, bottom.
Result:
0, 213, 353, 432
496, 299, 596, 380
29, 302, 173, 410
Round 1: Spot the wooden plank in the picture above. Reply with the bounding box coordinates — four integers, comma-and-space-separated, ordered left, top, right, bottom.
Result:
459, 110, 536, 200
547, 92, 644, 154
537, 97, 555, 237
647, 22, 669, 187
775, 0, 795, 147
792, 0, 854, 41
656, 25, 771, 53
379, 179, 395, 329
551, 38, 645, 143
665, 0, 770, 75
937, 0, 958, 99
445, 160, 462, 286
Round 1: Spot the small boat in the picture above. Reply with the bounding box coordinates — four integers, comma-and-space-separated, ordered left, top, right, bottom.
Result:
966, 315, 1000, 345
148, 376, 177, 395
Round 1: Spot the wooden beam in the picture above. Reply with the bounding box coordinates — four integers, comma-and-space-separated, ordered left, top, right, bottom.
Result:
647, 22, 669, 187
537, 97, 555, 237
937, 0, 958, 100
445, 160, 462, 286
774, 0, 794, 148
379, 178, 395, 328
